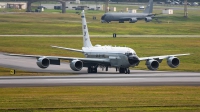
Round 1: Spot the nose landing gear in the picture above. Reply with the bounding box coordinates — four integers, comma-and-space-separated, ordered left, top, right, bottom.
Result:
119, 68, 130, 74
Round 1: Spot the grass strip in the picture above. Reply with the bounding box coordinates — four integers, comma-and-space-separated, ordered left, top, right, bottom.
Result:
0, 86, 199, 111
0, 11, 200, 35
0, 37, 199, 74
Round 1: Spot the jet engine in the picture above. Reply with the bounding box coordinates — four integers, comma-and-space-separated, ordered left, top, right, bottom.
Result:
145, 17, 152, 22
36, 57, 50, 69
167, 57, 180, 68
129, 18, 137, 23
146, 59, 159, 70
70, 60, 83, 71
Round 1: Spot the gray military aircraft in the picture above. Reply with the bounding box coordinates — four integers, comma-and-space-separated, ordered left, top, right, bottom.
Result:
5, 10, 189, 74
101, 0, 154, 23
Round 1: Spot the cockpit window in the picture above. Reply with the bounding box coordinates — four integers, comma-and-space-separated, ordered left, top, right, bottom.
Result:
101, 14, 106, 20
125, 53, 133, 56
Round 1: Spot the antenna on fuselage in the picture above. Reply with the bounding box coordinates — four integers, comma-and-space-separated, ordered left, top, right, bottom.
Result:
81, 10, 93, 47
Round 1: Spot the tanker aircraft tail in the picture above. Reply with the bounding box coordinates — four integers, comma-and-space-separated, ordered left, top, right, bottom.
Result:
143, 0, 153, 14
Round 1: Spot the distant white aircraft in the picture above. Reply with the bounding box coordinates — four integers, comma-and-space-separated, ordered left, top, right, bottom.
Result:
5, 10, 190, 74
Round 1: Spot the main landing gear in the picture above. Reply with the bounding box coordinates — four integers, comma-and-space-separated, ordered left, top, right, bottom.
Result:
119, 68, 130, 74
119, 21, 124, 23
88, 66, 130, 74
88, 67, 97, 73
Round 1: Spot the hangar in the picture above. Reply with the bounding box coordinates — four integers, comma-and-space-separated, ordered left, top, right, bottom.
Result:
41, 2, 103, 10
0, 2, 27, 10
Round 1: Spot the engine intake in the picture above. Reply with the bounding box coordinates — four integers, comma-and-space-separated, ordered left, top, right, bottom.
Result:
37, 57, 50, 69
167, 57, 180, 68
70, 60, 83, 71
146, 59, 159, 70
145, 17, 152, 22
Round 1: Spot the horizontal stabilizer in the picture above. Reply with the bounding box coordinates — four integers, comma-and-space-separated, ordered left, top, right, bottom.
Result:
51, 46, 83, 52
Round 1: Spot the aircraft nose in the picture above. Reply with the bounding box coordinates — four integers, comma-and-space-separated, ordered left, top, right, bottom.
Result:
128, 55, 140, 65
101, 15, 106, 23
101, 20, 105, 23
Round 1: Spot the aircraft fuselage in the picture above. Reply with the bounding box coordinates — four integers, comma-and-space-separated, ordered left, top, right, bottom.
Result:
102, 13, 150, 22
82, 46, 139, 68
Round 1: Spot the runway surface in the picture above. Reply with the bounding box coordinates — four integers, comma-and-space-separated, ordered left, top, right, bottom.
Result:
0, 53, 200, 87
1, 73, 200, 87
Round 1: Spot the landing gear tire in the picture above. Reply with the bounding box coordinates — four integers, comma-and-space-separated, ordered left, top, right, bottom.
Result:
119, 68, 130, 74
127, 69, 130, 74
119, 21, 124, 23
87, 67, 91, 73
93, 68, 97, 73
126, 68, 130, 74
119, 68, 125, 74
88, 67, 97, 73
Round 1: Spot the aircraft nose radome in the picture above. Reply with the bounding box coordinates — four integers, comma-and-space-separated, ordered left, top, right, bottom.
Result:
128, 55, 140, 65
101, 20, 106, 23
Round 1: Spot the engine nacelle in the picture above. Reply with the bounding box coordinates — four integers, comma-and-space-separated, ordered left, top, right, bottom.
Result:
167, 57, 180, 68
70, 60, 83, 71
129, 18, 137, 23
146, 59, 159, 70
145, 17, 152, 22
36, 57, 50, 69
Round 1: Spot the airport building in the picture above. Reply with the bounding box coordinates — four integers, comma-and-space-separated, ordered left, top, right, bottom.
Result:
162, 9, 173, 14
0, 2, 27, 9
42, 2, 103, 10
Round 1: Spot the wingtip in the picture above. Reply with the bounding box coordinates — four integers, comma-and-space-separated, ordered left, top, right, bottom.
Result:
3, 53, 19, 56
3, 53, 9, 55
51, 45, 57, 48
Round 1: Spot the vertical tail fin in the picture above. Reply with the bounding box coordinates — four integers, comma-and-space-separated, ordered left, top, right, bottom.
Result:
143, 0, 153, 14
81, 10, 93, 47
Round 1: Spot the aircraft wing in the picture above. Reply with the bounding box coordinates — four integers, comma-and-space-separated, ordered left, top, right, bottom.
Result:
4, 53, 110, 63
139, 53, 190, 61
119, 17, 135, 20
51, 46, 84, 52
119, 17, 145, 21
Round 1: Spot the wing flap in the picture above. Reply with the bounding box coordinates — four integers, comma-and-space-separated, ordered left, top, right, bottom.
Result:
119, 17, 134, 21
